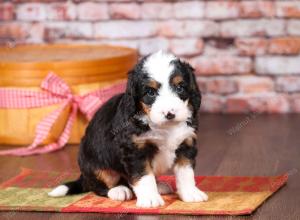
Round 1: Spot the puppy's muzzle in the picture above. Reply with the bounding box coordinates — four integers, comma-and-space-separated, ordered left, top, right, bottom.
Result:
165, 112, 175, 120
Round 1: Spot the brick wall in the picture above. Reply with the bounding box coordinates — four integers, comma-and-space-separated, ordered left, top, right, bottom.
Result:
1, 0, 300, 113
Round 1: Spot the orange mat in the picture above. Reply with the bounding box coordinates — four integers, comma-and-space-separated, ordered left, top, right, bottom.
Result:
0, 168, 287, 215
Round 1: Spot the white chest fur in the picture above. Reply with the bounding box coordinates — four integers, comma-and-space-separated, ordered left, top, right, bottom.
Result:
135, 122, 195, 176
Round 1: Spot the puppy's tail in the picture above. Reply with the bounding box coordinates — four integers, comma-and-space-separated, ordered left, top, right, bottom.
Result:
48, 175, 85, 197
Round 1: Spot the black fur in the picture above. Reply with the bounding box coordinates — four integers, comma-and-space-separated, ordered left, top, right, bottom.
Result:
59, 54, 201, 197
175, 143, 198, 168
171, 60, 202, 116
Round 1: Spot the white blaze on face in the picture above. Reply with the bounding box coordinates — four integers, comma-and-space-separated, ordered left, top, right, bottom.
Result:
144, 51, 191, 125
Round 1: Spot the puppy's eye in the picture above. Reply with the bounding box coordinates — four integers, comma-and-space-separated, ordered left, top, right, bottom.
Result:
175, 84, 184, 94
146, 88, 156, 97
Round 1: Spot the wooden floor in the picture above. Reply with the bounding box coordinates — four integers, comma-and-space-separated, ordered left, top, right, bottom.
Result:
0, 114, 299, 220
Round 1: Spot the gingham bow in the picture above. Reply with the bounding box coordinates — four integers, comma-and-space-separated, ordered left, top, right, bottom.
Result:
0, 72, 126, 156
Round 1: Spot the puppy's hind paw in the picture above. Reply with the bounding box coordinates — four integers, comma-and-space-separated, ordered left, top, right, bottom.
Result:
107, 185, 133, 201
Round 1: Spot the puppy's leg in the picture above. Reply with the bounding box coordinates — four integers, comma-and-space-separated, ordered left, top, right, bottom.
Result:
121, 140, 164, 208
131, 172, 165, 208
82, 174, 109, 197
174, 139, 208, 202
124, 160, 164, 207
174, 164, 208, 202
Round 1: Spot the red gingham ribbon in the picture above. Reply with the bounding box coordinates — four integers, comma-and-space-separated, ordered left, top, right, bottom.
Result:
0, 72, 126, 156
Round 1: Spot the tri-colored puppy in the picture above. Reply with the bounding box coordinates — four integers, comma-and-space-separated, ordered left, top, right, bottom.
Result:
48, 51, 208, 208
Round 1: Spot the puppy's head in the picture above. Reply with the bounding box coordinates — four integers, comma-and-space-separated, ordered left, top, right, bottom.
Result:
126, 51, 201, 126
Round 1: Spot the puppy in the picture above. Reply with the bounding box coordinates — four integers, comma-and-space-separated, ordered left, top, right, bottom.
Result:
48, 51, 208, 208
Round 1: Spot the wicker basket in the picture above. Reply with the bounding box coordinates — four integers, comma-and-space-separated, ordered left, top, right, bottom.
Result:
0, 44, 137, 146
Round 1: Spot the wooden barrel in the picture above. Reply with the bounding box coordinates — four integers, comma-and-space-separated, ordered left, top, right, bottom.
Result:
0, 44, 137, 145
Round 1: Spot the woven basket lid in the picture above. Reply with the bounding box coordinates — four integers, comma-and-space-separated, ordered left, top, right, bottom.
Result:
0, 44, 137, 86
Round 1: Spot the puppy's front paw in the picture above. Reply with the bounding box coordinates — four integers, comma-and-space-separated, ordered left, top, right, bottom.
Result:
178, 186, 208, 202
136, 193, 165, 208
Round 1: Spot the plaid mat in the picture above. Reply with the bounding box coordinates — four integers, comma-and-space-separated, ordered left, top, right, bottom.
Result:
0, 168, 287, 215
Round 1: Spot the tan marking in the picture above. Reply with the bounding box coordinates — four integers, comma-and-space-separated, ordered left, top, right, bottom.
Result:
95, 169, 120, 189
145, 160, 152, 174
132, 134, 157, 151
147, 80, 160, 90
175, 157, 191, 167
184, 136, 196, 147
150, 157, 166, 176
140, 102, 150, 115
132, 134, 146, 149
187, 100, 194, 111
172, 75, 183, 85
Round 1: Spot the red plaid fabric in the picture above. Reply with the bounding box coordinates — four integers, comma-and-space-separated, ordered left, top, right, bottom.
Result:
0, 73, 126, 156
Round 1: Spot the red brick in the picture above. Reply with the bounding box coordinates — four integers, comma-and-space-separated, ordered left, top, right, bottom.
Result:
94, 21, 156, 39
221, 19, 285, 37
239, 1, 275, 18
226, 94, 290, 113
77, 2, 108, 21
256, 56, 300, 75
0, 2, 14, 21
200, 95, 224, 113
140, 2, 172, 19
203, 38, 237, 56
290, 94, 300, 112
3, 0, 300, 114
101, 39, 138, 50
157, 20, 219, 38
174, 1, 204, 19
268, 37, 300, 55
287, 19, 300, 35
235, 76, 274, 93
46, 2, 76, 20
157, 20, 181, 37
13, 0, 62, 2
0, 22, 28, 41
26, 22, 44, 43
197, 77, 237, 95
0, 22, 44, 43
192, 56, 252, 75
203, 46, 237, 56
276, 1, 300, 18
170, 39, 203, 56
139, 38, 169, 56
235, 38, 268, 55
246, 97, 267, 113
45, 22, 92, 42
226, 96, 250, 113
276, 76, 300, 92
205, 1, 239, 19
265, 94, 290, 113
109, 3, 140, 20
16, 3, 46, 21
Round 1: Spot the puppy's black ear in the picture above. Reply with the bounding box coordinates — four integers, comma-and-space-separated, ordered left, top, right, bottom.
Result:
183, 62, 201, 115
123, 56, 150, 116
122, 70, 138, 117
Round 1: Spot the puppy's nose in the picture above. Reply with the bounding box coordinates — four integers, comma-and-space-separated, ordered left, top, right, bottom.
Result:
165, 112, 175, 120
